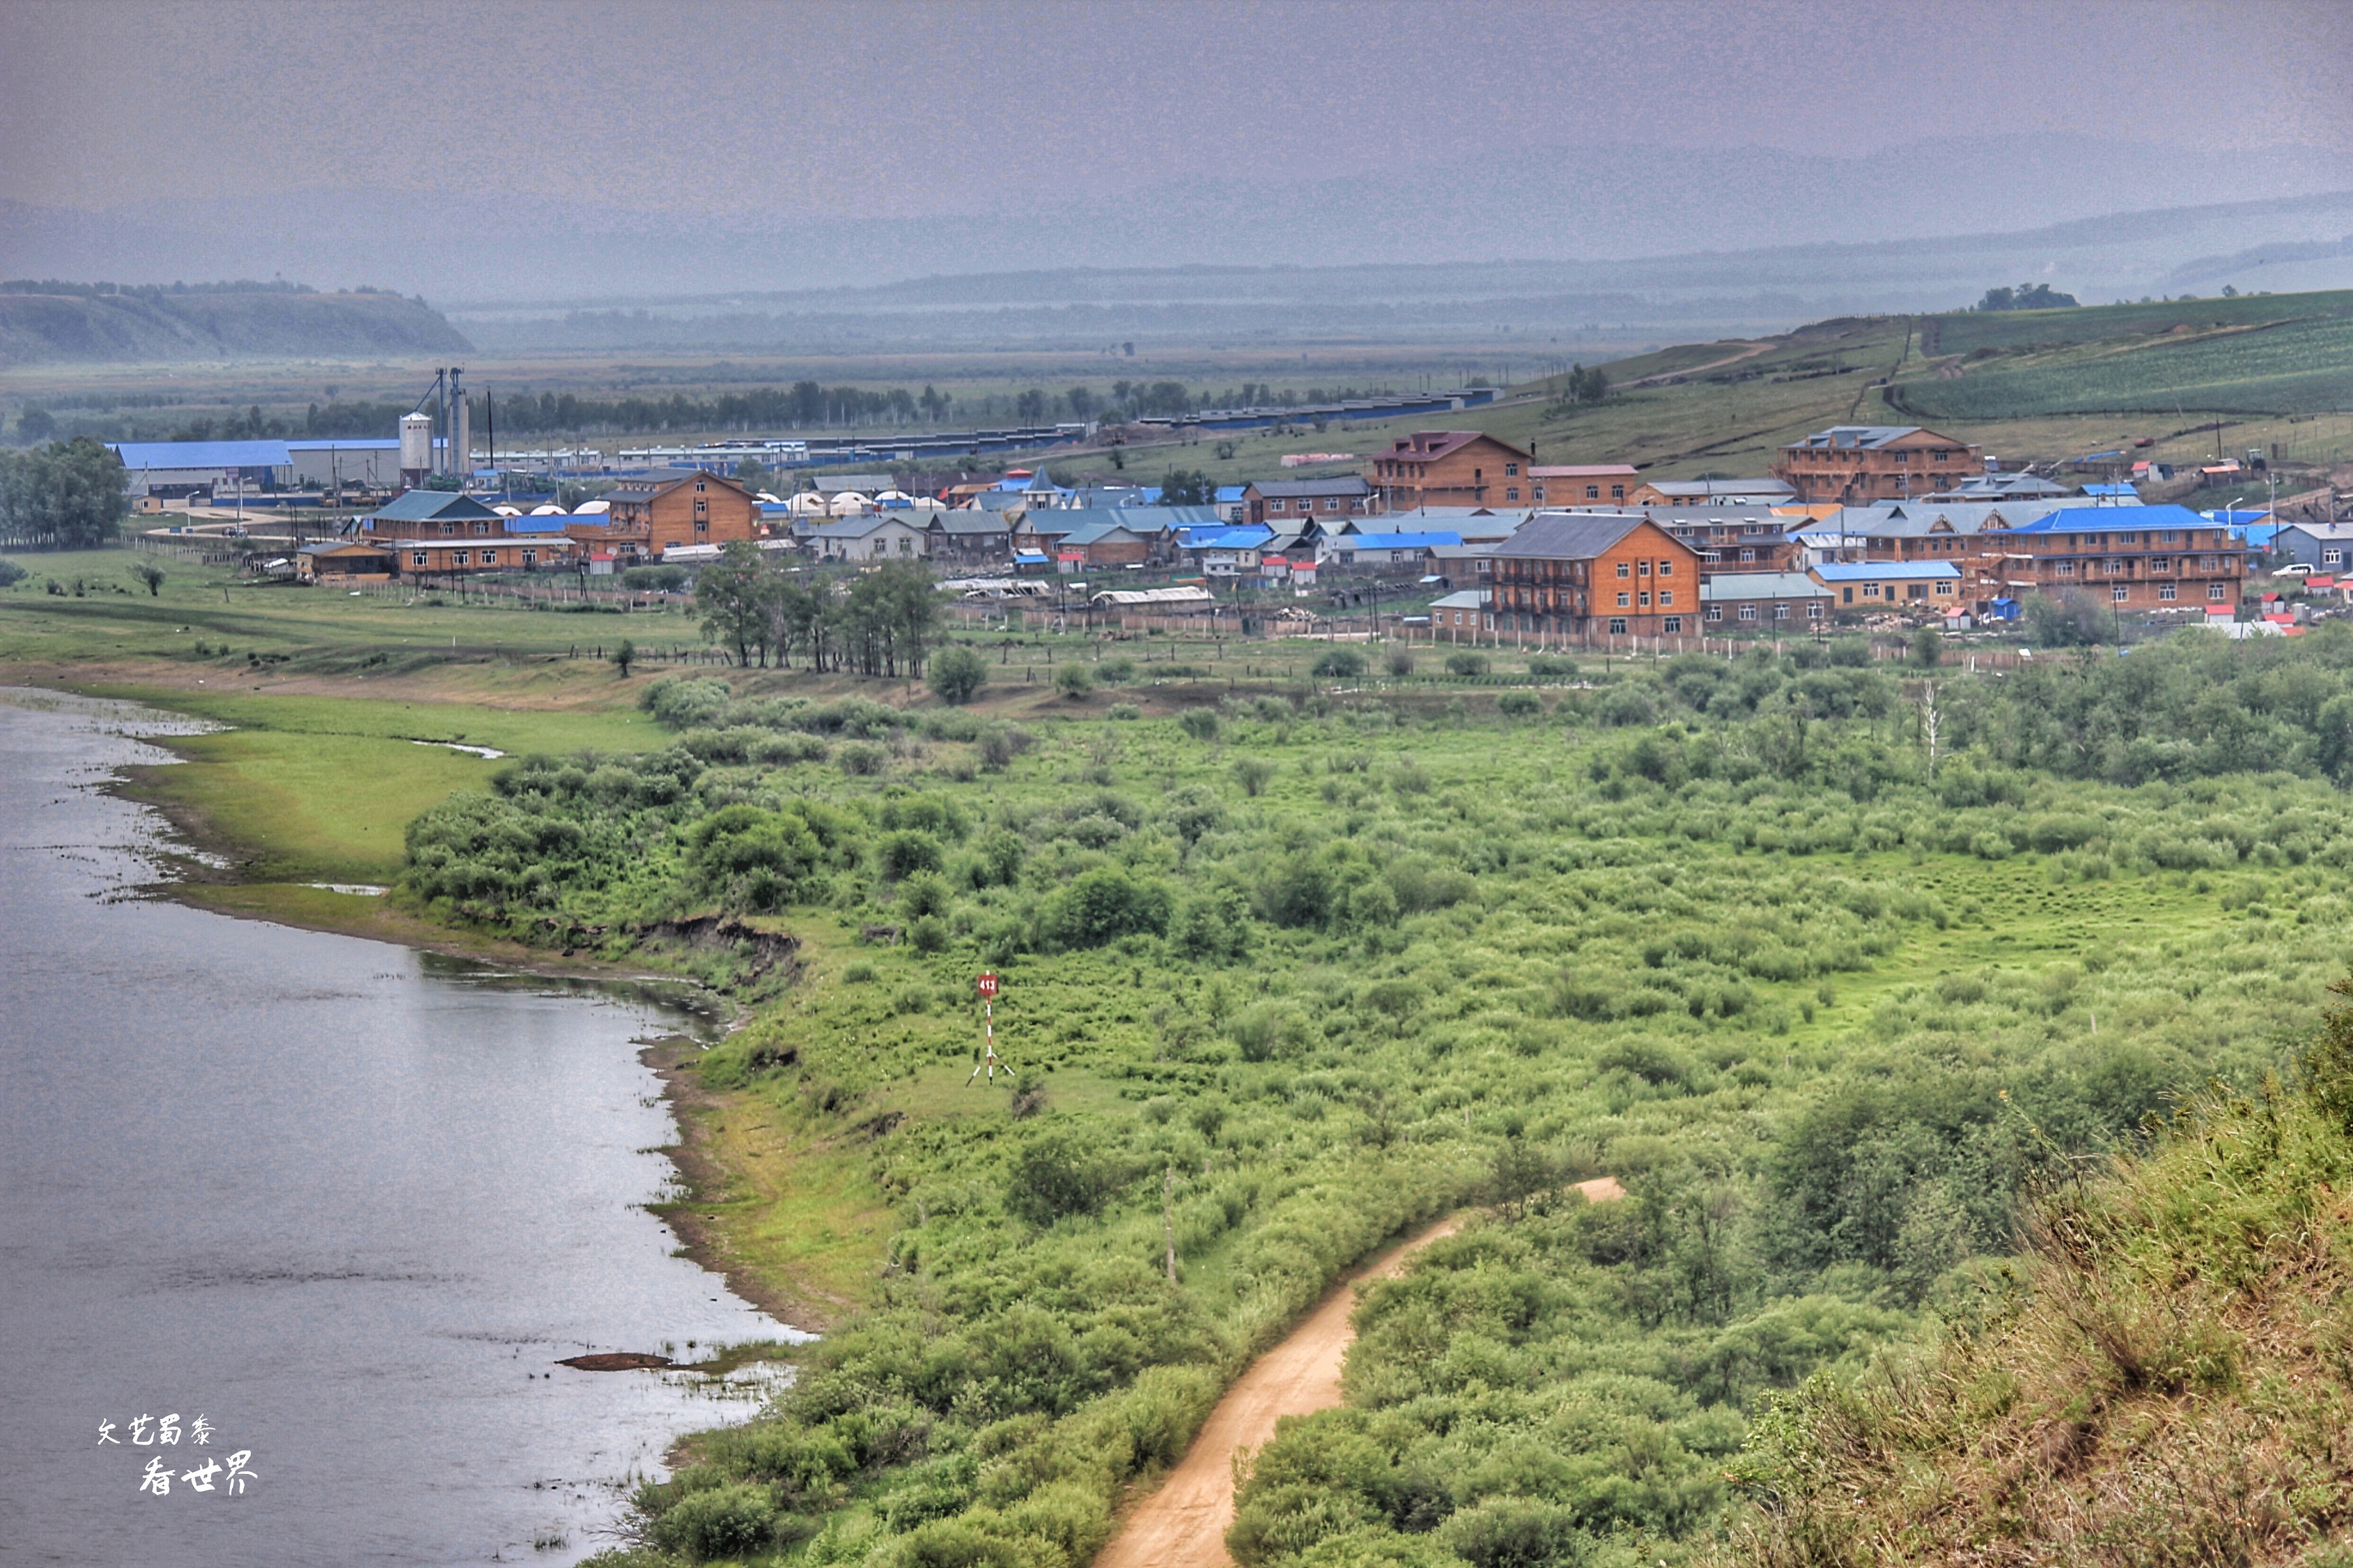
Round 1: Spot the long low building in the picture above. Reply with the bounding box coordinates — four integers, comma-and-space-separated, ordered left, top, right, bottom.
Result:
109, 438, 291, 497
1700, 571, 1831, 628
1812, 559, 1962, 610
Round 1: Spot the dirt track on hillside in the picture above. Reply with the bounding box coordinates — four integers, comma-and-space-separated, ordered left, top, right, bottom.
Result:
1091, 1213, 1464, 1568
1094, 1177, 1625, 1568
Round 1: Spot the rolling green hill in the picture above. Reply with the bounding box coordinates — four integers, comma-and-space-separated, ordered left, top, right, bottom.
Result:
1893, 289, 2353, 420
0, 286, 471, 366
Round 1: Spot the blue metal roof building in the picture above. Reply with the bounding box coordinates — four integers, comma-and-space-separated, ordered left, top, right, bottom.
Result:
2008, 504, 2207, 535
110, 438, 293, 471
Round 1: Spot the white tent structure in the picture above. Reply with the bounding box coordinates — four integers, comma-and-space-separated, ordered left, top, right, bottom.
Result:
786, 492, 831, 517
529, 504, 566, 515
574, 498, 611, 515
826, 492, 872, 517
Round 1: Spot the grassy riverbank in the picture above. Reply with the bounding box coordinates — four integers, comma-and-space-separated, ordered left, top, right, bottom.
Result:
17, 558, 2353, 1566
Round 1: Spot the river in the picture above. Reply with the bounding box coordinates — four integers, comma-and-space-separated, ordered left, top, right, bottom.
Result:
0, 689, 800, 1566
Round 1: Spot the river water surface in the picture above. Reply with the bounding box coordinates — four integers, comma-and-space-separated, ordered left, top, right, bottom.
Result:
0, 689, 797, 1566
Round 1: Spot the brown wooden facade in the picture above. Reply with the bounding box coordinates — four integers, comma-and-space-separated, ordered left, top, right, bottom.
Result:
1966, 510, 2241, 612
598, 470, 760, 557
1772, 426, 1985, 505
1366, 431, 1537, 511
1488, 514, 1704, 637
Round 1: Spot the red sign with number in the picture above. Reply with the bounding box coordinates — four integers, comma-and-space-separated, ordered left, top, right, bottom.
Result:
976, 973, 998, 999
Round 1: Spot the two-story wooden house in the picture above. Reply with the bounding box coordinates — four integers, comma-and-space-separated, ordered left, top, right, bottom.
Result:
1969, 504, 2241, 613
1244, 476, 1377, 526
1366, 431, 1536, 511
595, 468, 761, 558
1771, 425, 1985, 505
1488, 513, 1704, 638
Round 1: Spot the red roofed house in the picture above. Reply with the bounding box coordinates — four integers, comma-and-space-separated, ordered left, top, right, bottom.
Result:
1366, 431, 1536, 511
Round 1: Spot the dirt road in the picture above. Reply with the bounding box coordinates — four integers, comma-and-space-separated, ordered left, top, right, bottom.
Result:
1093, 1178, 1624, 1568
1092, 1213, 1464, 1568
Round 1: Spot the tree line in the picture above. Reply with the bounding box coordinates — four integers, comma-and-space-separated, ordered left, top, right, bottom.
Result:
0, 438, 127, 551
693, 544, 940, 677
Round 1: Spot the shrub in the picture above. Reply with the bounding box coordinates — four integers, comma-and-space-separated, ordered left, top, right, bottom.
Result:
899, 871, 953, 919
1446, 652, 1491, 678
686, 803, 831, 911
1385, 648, 1416, 677
1172, 885, 1256, 961
1054, 663, 1095, 700
929, 646, 990, 705
1039, 866, 1172, 948
1007, 1128, 1129, 1225
838, 740, 889, 776
1527, 653, 1575, 678
1311, 647, 1367, 679
0, 558, 25, 590
1496, 691, 1541, 718
639, 675, 732, 729
1106, 704, 1141, 721
1096, 656, 1137, 686
1178, 707, 1220, 741
878, 831, 945, 880
1233, 757, 1275, 797
650, 1481, 776, 1560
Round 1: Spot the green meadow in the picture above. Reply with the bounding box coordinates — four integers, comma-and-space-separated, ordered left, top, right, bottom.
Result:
355, 628, 2353, 1568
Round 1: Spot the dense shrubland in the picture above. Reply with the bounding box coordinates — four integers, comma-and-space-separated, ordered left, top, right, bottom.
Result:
395, 631, 2353, 1567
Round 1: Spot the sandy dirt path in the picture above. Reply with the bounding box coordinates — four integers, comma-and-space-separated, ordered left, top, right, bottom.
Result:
1093, 1177, 1624, 1568
1091, 1213, 1464, 1568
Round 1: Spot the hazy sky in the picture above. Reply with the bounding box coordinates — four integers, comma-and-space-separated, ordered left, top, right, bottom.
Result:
5, 0, 2351, 218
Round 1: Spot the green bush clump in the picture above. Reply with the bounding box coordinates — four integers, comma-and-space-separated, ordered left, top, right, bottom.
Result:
929, 644, 990, 705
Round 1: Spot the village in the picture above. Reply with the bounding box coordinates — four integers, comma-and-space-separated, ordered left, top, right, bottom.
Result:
109, 412, 2339, 649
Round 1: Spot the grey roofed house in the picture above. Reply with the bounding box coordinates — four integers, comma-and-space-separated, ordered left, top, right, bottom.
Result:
934, 511, 1013, 536
813, 473, 894, 493
966, 489, 1035, 512
1796, 500, 2067, 540
1638, 478, 1795, 504
1925, 473, 2072, 501
1248, 475, 1373, 499
1787, 425, 1927, 450
1063, 487, 1152, 510
810, 514, 931, 559
2271, 522, 2353, 569
1491, 511, 1649, 559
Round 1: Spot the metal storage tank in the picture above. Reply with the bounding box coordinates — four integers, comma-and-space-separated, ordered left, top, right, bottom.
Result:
398, 412, 433, 487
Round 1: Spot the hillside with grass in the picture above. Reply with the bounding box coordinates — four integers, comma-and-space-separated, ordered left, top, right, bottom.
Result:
0, 282, 471, 366
1720, 989, 2353, 1567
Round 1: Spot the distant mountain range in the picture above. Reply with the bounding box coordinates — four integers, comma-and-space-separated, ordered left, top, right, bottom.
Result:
432, 191, 2353, 357
3, 132, 2347, 308
7, 131, 2353, 363
0, 288, 471, 366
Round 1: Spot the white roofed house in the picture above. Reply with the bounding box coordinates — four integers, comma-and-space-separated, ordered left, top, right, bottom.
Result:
1428, 588, 1492, 639
1699, 572, 1831, 630
1810, 559, 1962, 614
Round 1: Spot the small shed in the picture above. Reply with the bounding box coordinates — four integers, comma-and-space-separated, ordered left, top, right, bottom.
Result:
296, 540, 396, 584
